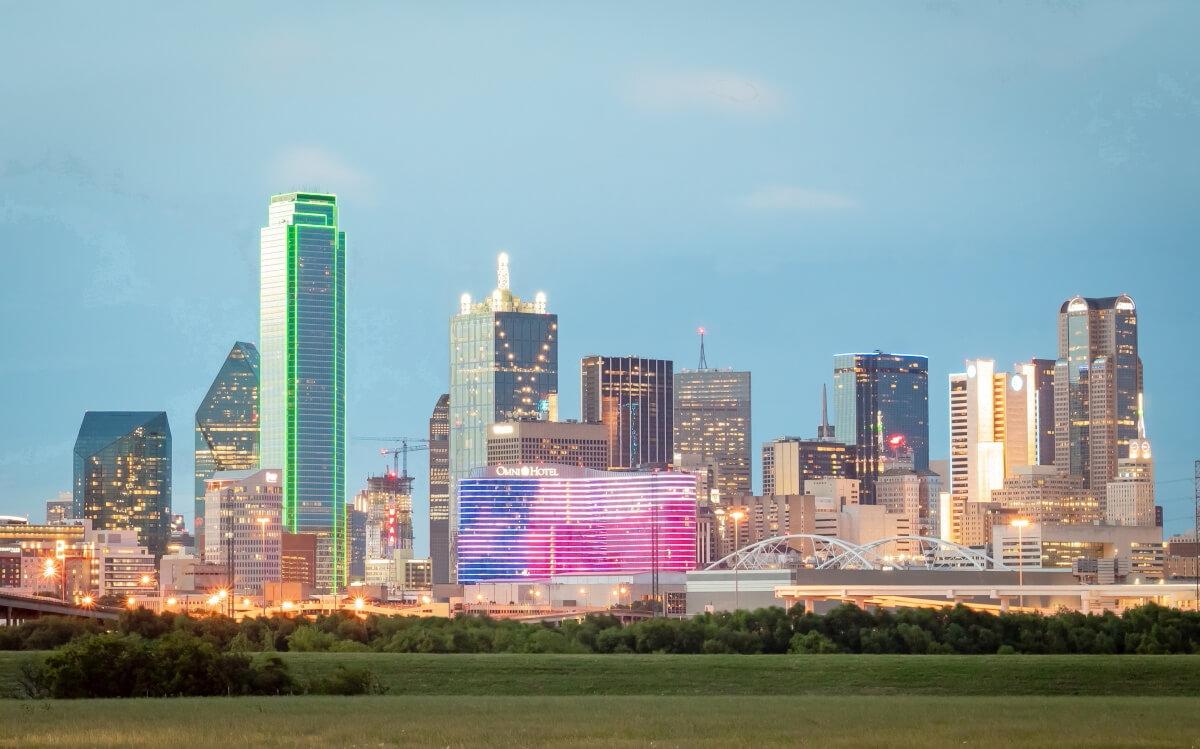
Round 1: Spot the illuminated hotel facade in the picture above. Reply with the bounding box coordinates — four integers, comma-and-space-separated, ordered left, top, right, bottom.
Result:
449, 253, 557, 582
456, 465, 697, 583
259, 192, 347, 593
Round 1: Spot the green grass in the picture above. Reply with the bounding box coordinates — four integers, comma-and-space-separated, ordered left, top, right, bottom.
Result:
1, 694, 1199, 748
4, 651, 1200, 698
3, 653, 1199, 746
273, 651, 1200, 696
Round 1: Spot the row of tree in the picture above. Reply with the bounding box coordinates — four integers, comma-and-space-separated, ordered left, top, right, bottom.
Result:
4, 602, 1200, 656
15, 630, 386, 698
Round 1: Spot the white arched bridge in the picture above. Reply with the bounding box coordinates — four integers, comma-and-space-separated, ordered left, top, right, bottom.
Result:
705, 534, 1009, 573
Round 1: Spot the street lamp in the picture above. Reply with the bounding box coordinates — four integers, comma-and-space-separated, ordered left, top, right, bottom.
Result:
255, 516, 271, 618
1011, 519, 1030, 609
729, 510, 746, 612
42, 559, 61, 601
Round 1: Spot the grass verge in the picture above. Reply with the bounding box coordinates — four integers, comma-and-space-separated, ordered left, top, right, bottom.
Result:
1, 694, 1199, 748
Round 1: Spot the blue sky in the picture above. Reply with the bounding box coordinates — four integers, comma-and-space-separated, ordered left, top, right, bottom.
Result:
3, 2, 1199, 550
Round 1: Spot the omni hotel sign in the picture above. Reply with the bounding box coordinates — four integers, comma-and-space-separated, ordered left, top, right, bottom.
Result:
495, 465, 560, 477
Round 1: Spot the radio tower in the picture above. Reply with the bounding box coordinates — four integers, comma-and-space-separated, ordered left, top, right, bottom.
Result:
696, 327, 708, 370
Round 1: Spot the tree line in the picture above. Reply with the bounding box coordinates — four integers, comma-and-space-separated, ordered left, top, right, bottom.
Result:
5, 602, 1200, 657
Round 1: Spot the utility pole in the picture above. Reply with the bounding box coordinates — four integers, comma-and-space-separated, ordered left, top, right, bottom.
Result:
650, 499, 660, 617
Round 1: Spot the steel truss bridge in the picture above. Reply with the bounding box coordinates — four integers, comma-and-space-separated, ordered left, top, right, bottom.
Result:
705, 534, 1008, 573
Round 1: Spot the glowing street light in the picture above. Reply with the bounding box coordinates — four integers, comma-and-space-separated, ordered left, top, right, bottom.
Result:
1011, 519, 1030, 609
281, 601, 294, 611
729, 510, 747, 612
80, 595, 94, 607
126, 596, 137, 609
354, 597, 365, 611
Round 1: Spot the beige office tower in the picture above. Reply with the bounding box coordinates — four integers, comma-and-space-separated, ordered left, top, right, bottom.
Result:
1105, 399, 1155, 527
949, 359, 1043, 505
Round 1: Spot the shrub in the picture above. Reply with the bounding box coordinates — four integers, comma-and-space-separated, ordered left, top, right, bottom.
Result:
30, 631, 296, 698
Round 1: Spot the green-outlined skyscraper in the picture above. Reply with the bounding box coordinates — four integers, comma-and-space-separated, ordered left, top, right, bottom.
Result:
260, 192, 346, 593
194, 341, 260, 554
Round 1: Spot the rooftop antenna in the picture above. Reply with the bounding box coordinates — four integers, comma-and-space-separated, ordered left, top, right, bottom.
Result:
817, 385, 835, 441
497, 252, 510, 291
697, 327, 708, 369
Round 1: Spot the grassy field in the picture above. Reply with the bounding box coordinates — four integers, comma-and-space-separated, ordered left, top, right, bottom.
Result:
1, 694, 1199, 748
3, 653, 1200, 747
6, 650, 1200, 698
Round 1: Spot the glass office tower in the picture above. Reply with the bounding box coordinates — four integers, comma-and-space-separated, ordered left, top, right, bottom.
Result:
73, 411, 172, 558
673, 368, 752, 498
1053, 295, 1142, 492
581, 356, 674, 470
449, 253, 557, 581
833, 352, 929, 502
260, 192, 347, 593
428, 393, 451, 584
194, 341, 260, 554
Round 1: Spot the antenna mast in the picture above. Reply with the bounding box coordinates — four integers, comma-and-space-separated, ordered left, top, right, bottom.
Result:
697, 327, 708, 369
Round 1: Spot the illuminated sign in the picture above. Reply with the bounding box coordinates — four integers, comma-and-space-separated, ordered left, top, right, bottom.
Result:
265, 472, 279, 484
495, 465, 559, 477
491, 424, 515, 435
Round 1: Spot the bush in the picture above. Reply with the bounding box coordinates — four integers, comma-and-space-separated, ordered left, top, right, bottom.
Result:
788, 631, 840, 654
305, 665, 388, 695
30, 631, 296, 698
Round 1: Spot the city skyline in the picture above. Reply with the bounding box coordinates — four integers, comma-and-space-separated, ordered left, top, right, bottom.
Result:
4, 3, 1200, 550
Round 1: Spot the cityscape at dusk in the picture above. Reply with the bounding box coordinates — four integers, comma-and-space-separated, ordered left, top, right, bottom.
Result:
2, 3, 1200, 746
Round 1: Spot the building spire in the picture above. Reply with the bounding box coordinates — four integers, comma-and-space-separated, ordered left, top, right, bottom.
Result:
1137, 392, 1146, 439
817, 384, 835, 440
697, 327, 708, 369
497, 251, 510, 291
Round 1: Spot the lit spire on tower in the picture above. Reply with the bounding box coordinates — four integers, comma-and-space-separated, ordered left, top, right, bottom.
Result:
697, 327, 708, 369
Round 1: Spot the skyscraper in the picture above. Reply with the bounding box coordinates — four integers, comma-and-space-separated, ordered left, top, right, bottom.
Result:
949, 359, 1031, 505
1054, 295, 1142, 492
73, 411, 172, 558
194, 341, 260, 554
673, 332, 752, 498
259, 192, 347, 593
1028, 358, 1057, 466
428, 393, 450, 585
833, 352, 929, 502
202, 468, 282, 594
449, 254, 557, 581
582, 356, 674, 470
1106, 399, 1155, 527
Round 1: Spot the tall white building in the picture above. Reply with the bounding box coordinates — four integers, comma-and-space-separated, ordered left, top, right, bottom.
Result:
203, 468, 283, 595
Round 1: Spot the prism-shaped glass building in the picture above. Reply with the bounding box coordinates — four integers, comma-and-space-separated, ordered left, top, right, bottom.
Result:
194, 341, 260, 553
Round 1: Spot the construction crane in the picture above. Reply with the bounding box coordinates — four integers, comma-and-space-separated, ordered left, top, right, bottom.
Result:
354, 437, 430, 478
